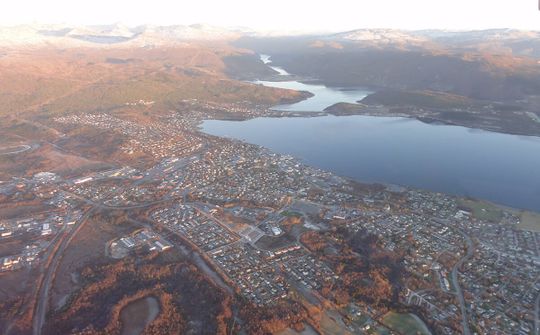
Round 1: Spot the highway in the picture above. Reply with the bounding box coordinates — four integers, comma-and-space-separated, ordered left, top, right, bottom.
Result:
31, 170, 190, 335
32, 208, 94, 335
451, 230, 474, 335
535, 292, 539, 335
0, 144, 32, 155
61, 189, 175, 210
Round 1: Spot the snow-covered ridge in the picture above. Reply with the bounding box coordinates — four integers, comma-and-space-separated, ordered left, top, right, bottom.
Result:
1, 24, 539, 48
0, 23, 248, 47
332, 28, 540, 43
333, 28, 428, 43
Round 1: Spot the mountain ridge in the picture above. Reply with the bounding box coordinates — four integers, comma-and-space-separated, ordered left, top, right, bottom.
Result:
2, 23, 540, 49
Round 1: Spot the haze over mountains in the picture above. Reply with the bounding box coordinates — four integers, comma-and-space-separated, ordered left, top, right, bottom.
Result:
5, 24, 540, 98
0, 23, 247, 47
2, 23, 540, 135
2, 23, 540, 54
2, 18, 540, 335
332, 28, 540, 56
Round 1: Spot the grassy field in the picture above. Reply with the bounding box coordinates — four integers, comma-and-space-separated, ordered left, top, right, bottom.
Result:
381, 312, 431, 335
318, 309, 354, 335
255, 232, 296, 250
276, 324, 319, 335
280, 210, 303, 217
519, 211, 540, 232
360, 90, 475, 109
457, 198, 503, 222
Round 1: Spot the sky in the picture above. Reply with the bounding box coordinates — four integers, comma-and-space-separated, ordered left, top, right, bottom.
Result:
1, 0, 539, 32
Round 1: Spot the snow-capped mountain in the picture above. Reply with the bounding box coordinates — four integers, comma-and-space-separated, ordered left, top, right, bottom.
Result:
332, 29, 428, 44
0, 23, 249, 47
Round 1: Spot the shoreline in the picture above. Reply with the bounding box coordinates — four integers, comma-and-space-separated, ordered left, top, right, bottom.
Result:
197, 117, 540, 217
195, 80, 540, 215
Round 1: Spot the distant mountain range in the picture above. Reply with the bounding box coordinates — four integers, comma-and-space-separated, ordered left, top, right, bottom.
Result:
330, 28, 540, 57
2, 23, 540, 55
0, 23, 249, 47
3, 23, 540, 112
333, 28, 540, 43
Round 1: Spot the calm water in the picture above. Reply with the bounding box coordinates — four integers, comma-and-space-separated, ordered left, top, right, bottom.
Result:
257, 54, 371, 111
202, 56, 540, 211
203, 115, 540, 211
255, 80, 371, 112
260, 54, 290, 75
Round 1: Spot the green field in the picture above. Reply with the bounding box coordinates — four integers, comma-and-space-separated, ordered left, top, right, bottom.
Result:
519, 211, 540, 232
381, 312, 431, 335
280, 210, 303, 217
318, 309, 353, 335
457, 199, 503, 222
255, 233, 296, 251
360, 90, 474, 109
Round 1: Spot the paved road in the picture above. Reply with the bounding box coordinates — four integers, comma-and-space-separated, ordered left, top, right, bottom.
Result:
62, 189, 174, 210
535, 292, 540, 335
193, 204, 239, 237
0, 144, 31, 155
452, 230, 474, 335
30, 152, 200, 334
32, 209, 94, 335
132, 215, 236, 297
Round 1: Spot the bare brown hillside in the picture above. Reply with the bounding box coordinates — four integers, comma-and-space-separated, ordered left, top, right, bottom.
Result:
0, 44, 304, 117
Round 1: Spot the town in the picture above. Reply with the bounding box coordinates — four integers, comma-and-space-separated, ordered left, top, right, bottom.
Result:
0, 104, 538, 335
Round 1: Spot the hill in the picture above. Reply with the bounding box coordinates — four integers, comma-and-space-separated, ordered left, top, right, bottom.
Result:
232, 31, 540, 102
359, 90, 477, 109
0, 45, 305, 118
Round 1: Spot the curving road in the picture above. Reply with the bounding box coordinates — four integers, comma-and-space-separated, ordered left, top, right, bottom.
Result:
31, 179, 190, 335
452, 230, 474, 335
0, 144, 31, 155
32, 208, 94, 335
535, 292, 539, 335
